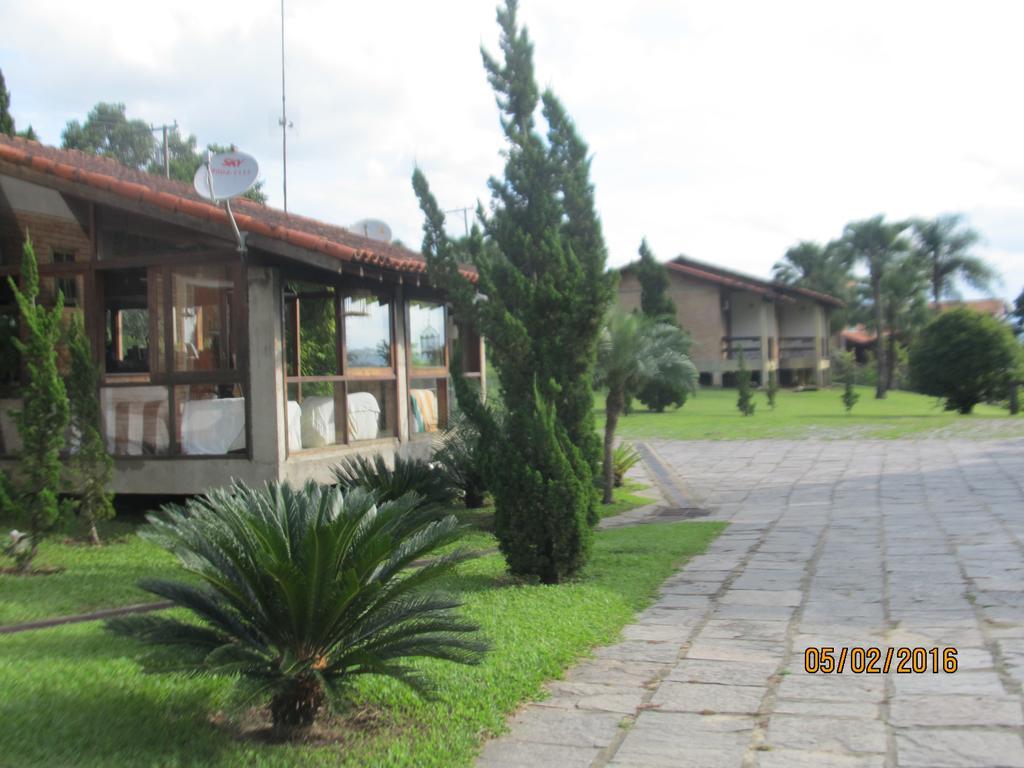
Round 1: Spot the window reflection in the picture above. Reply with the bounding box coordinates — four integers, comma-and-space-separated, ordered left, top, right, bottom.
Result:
297, 286, 337, 377
344, 294, 391, 369
172, 266, 234, 371
104, 269, 158, 374
409, 301, 445, 368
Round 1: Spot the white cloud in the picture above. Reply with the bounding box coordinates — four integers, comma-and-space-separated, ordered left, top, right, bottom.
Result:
2, 0, 1022, 298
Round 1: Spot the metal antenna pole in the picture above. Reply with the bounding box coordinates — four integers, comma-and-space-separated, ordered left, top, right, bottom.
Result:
279, 0, 288, 213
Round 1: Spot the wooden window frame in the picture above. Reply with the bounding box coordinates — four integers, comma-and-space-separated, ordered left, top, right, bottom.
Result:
283, 280, 399, 453
405, 295, 451, 439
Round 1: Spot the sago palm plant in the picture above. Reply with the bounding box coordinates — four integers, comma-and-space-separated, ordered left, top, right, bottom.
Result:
433, 411, 489, 508
107, 480, 486, 739
611, 443, 642, 488
332, 453, 456, 510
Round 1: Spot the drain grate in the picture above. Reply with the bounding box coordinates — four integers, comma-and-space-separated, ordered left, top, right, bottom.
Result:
655, 506, 711, 520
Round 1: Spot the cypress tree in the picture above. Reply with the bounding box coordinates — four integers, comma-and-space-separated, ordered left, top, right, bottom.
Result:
634, 239, 677, 322
7, 236, 70, 572
765, 369, 779, 409
736, 350, 755, 416
0, 69, 14, 137
838, 350, 860, 414
412, 0, 615, 582
65, 316, 115, 545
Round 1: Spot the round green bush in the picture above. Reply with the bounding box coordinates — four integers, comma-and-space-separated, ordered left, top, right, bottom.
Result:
909, 308, 1021, 414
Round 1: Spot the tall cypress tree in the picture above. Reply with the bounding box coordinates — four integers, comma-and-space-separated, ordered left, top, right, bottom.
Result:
7, 236, 69, 572
0, 69, 15, 137
66, 316, 115, 545
412, 0, 615, 582
634, 239, 677, 322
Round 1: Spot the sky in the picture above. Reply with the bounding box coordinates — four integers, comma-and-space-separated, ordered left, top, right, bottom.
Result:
2, 0, 1022, 301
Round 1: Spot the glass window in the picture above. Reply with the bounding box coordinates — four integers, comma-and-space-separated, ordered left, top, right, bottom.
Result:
297, 287, 338, 377
0, 280, 19, 392
175, 384, 246, 455
409, 377, 447, 434
344, 293, 391, 369
409, 301, 445, 368
101, 386, 170, 456
104, 269, 160, 374
347, 381, 396, 441
290, 382, 346, 449
172, 266, 235, 372
0, 397, 21, 455
284, 280, 400, 453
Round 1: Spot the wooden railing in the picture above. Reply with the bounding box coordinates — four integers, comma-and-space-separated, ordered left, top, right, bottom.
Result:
779, 336, 816, 357
721, 336, 761, 360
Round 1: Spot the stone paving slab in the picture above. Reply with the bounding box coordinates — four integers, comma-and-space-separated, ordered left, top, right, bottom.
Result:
477, 439, 1024, 767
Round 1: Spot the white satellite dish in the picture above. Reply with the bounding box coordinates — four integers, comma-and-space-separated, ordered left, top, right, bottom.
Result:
193, 151, 259, 201
349, 218, 393, 243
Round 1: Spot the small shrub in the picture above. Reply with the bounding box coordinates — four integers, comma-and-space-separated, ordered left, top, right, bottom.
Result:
765, 370, 779, 409
612, 443, 641, 488
835, 350, 860, 414
634, 323, 698, 412
909, 308, 1021, 414
332, 453, 455, 509
107, 481, 486, 739
433, 411, 488, 508
736, 351, 756, 416
65, 316, 115, 545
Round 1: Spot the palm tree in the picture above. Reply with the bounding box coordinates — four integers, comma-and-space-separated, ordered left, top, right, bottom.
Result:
108, 481, 486, 739
772, 240, 854, 331
840, 215, 911, 399
880, 251, 930, 391
772, 240, 852, 295
911, 214, 995, 306
596, 311, 696, 503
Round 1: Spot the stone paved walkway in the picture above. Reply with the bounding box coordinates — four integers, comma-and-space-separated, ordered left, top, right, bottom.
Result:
477, 438, 1024, 768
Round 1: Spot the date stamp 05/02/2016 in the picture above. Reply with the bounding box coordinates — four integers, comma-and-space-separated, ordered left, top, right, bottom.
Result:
803, 646, 959, 674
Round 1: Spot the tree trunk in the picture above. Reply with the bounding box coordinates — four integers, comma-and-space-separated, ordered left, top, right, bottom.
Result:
88, 521, 101, 547
14, 538, 38, 574
872, 273, 886, 399
885, 311, 897, 393
603, 388, 622, 505
270, 674, 325, 739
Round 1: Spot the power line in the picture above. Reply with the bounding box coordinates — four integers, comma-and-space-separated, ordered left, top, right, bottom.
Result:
444, 206, 473, 237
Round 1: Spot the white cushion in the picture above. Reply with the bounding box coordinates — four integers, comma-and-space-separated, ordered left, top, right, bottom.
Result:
300, 396, 335, 448
181, 397, 246, 455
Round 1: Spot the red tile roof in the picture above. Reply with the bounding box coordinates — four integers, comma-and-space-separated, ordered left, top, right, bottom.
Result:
666, 260, 787, 300
670, 256, 845, 307
929, 299, 1007, 318
625, 255, 845, 307
0, 135, 474, 281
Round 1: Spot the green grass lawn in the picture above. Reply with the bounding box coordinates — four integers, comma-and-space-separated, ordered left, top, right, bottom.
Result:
597, 479, 657, 519
603, 386, 1023, 441
0, 520, 724, 767
0, 517, 185, 626
1, 481, 655, 627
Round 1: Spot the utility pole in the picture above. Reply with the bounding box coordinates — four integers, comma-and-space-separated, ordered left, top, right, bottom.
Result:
444, 206, 473, 237
279, 0, 293, 213
150, 121, 177, 179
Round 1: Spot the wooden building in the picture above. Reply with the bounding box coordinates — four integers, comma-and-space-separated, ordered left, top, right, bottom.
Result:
0, 136, 482, 495
619, 256, 843, 387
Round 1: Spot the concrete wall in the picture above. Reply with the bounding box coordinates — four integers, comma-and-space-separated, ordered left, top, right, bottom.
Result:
729, 292, 763, 338
778, 299, 818, 337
